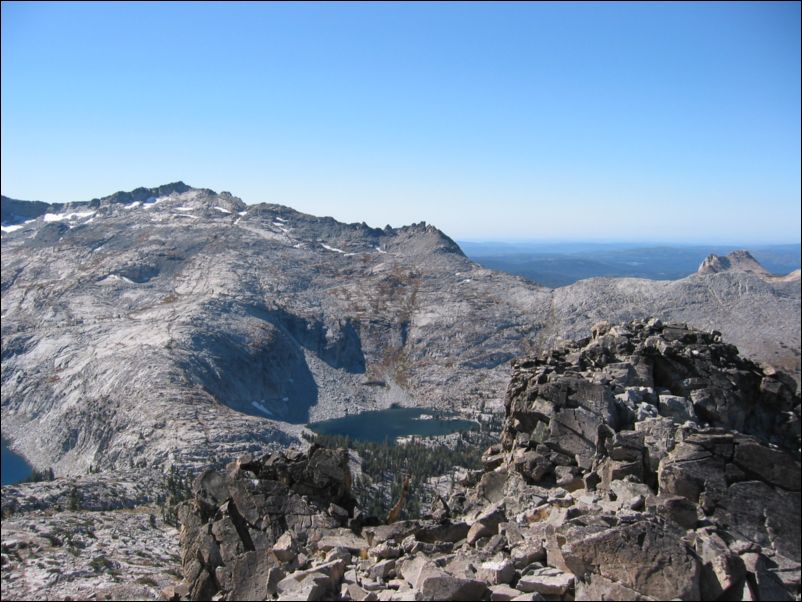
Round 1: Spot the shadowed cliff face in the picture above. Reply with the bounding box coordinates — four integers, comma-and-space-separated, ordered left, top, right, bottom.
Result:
1, 184, 799, 475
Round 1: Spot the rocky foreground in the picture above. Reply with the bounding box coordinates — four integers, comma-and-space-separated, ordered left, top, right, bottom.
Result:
173, 320, 801, 601
1, 508, 180, 601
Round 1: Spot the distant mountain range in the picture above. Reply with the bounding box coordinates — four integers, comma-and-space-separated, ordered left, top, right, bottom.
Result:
2, 184, 799, 476
460, 240, 801, 287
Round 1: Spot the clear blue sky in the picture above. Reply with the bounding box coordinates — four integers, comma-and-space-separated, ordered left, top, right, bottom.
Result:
2, 2, 800, 243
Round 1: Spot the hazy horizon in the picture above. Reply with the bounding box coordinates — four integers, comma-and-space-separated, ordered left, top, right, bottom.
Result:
2, 2, 800, 242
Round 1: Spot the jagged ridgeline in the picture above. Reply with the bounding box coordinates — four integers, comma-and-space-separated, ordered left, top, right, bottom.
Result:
174, 320, 800, 602
1, 184, 799, 480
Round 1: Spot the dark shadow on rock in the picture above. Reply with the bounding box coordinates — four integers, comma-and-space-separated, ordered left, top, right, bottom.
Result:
181, 324, 318, 424
245, 305, 366, 374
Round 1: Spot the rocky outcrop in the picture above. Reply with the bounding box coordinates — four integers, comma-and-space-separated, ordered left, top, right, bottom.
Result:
698, 249, 801, 282
495, 319, 800, 600
698, 250, 771, 275
175, 446, 357, 601
175, 320, 800, 601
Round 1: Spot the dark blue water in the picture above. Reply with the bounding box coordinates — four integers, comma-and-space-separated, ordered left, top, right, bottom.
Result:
1, 438, 33, 485
308, 407, 477, 443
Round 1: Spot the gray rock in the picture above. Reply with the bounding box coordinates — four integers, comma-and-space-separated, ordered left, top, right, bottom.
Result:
277, 571, 330, 601
516, 567, 574, 595
345, 583, 379, 601
369, 541, 402, 559
477, 558, 515, 585
364, 521, 420, 547
316, 529, 367, 553
658, 394, 695, 423
656, 495, 699, 529
549, 517, 701, 600
415, 521, 470, 544
397, 555, 429, 589
489, 584, 525, 601
272, 531, 296, 563
693, 530, 746, 600
741, 553, 795, 602
466, 502, 507, 545
417, 569, 489, 601
368, 558, 396, 581
510, 541, 546, 569
277, 559, 347, 600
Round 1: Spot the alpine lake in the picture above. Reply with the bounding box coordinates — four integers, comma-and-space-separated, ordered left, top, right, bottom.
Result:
1, 438, 33, 486
307, 406, 478, 443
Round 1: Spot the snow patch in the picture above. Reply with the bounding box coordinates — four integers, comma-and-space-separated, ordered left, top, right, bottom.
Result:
321, 243, 345, 254
238, 210, 248, 216
375, 246, 387, 254
43, 210, 96, 222
214, 206, 232, 214
274, 216, 286, 222
251, 401, 274, 417
143, 196, 168, 209
174, 206, 194, 212
99, 274, 135, 285
1, 224, 24, 233
125, 201, 142, 209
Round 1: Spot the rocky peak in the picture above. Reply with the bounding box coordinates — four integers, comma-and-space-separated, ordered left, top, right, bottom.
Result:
696, 249, 800, 282
95, 181, 194, 206
392, 221, 466, 257
697, 249, 767, 275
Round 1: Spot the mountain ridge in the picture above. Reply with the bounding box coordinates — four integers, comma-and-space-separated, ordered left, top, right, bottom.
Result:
1, 184, 799, 478
1, 184, 464, 257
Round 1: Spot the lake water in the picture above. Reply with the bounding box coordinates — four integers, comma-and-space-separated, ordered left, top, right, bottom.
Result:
1, 438, 33, 485
308, 407, 478, 443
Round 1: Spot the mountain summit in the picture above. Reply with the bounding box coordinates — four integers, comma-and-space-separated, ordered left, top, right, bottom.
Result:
698, 249, 801, 282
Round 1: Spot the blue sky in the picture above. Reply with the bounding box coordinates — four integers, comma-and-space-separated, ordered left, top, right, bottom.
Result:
2, 2, 800, 243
